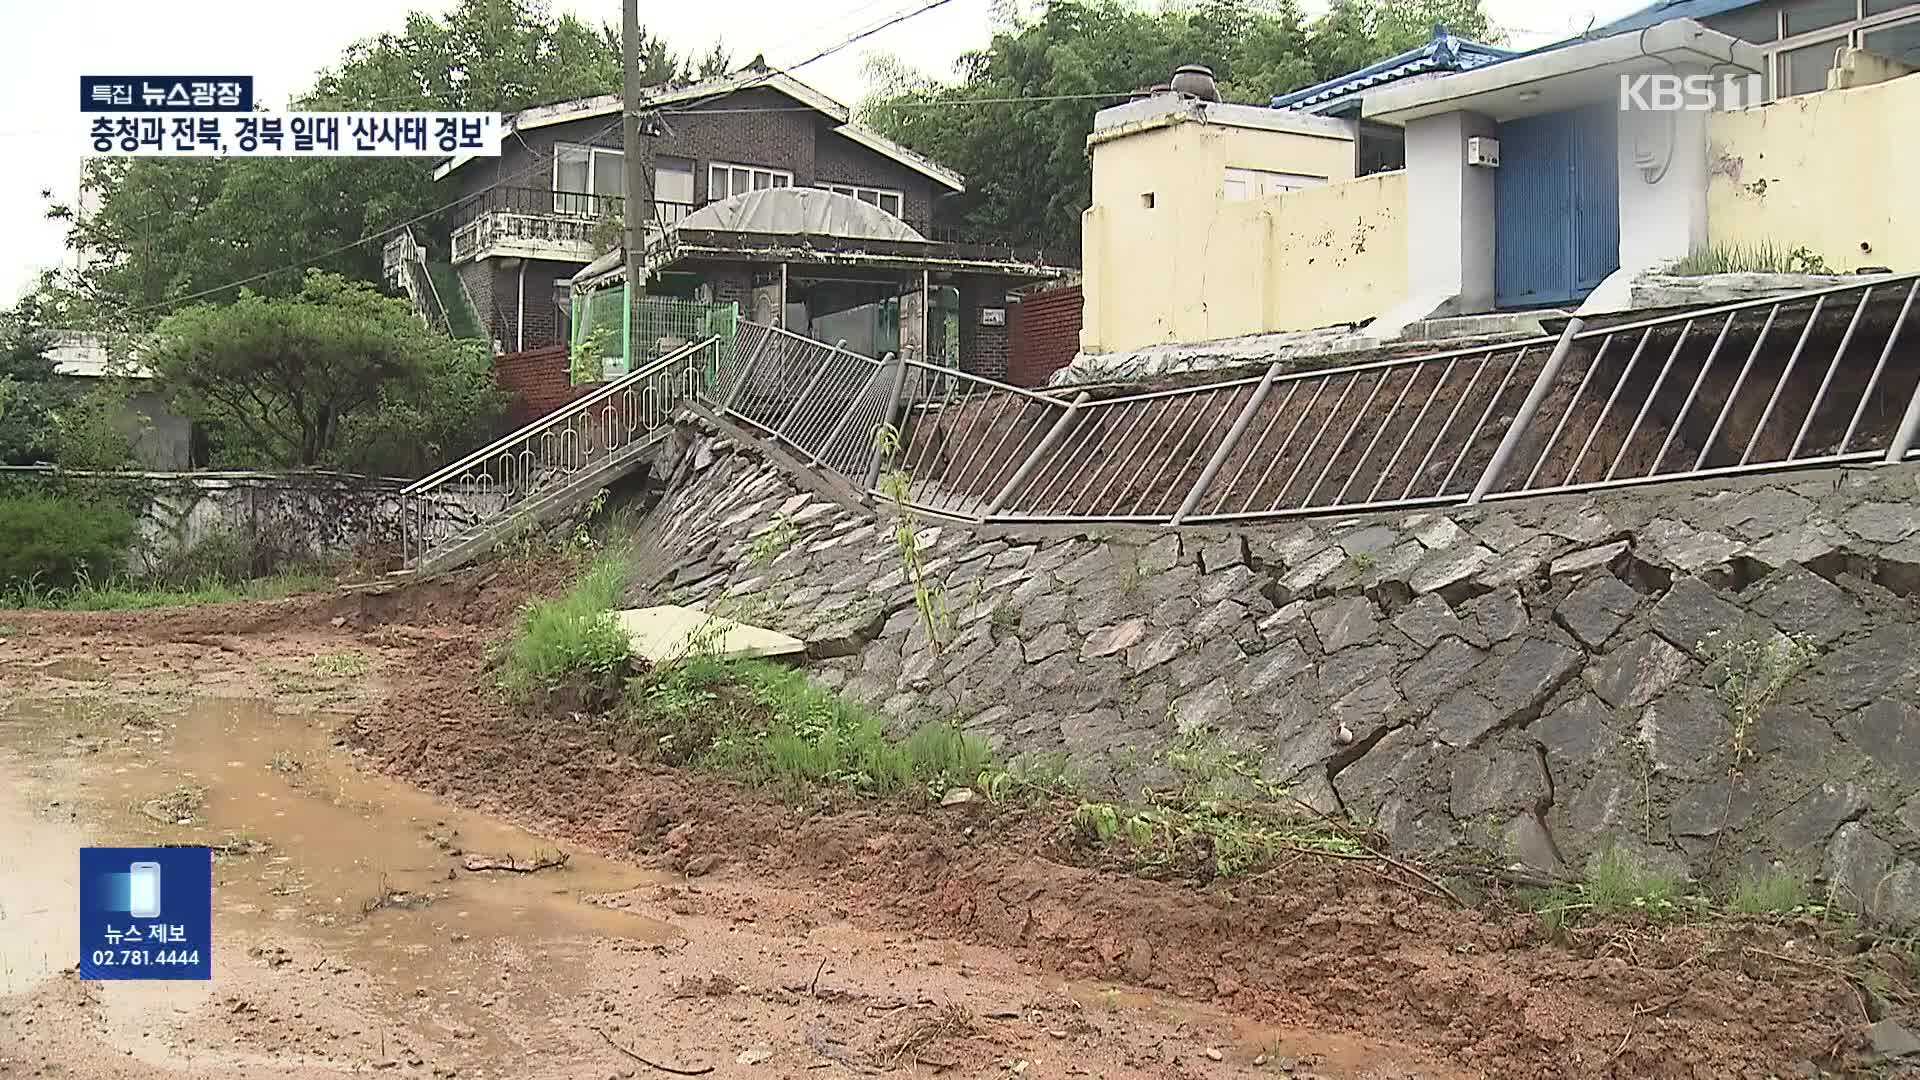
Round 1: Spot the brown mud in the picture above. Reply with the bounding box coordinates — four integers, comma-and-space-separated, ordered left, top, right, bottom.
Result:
0, 561, 1889, 1079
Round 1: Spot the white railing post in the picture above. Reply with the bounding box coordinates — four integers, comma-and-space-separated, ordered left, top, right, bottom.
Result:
983, 392, 1089, 518
1467, 317, 1584, 505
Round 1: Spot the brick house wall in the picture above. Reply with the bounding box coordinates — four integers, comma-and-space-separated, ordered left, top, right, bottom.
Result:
1008, 284, 1083, 387
493, 345, 596, 426
957, 279, 1010, 380
488, 258, 581, 352
455, 261, 499, 350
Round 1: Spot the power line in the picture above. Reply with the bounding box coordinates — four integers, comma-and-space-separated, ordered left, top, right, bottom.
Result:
665, 91, 1137, 115
660, 0, 964, 114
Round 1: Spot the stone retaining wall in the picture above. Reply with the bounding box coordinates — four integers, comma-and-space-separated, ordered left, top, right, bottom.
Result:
631, 425, 1920, 918
3, 467, 500, 573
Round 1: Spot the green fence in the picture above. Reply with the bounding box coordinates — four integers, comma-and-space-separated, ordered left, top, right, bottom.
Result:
570, 284, 738, 386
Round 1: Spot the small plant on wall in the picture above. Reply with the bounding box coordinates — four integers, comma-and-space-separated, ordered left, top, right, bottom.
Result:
569, 322, 618, 386
873, 422, 950, 649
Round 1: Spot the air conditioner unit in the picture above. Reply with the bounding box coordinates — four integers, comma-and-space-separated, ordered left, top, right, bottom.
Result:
1466, 136, 1500, 168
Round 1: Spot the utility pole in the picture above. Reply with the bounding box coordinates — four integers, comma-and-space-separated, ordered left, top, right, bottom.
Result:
621, 0, 644, 294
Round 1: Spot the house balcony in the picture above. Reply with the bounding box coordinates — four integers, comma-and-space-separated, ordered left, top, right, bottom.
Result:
450, 185, 1072, 270
449, 186, 692, 265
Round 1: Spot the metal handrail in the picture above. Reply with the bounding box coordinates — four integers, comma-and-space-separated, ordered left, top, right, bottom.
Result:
404, 335, 716, 495
692, 272, 1920, 528
1569, 270, 1920, 343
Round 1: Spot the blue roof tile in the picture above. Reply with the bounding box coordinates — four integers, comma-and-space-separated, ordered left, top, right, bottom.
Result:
1270, 27, 1520, 114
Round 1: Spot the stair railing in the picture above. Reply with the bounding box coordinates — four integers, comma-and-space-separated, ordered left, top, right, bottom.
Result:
400, 335, 719, 568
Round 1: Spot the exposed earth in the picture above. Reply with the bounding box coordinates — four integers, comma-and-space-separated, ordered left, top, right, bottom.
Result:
0, 560, 1904, 1079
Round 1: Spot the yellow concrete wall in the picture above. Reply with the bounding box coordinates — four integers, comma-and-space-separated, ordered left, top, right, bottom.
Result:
1707, 72, 1920, 273
1081, 166, 1408, 353
1089, 115, 1356, 212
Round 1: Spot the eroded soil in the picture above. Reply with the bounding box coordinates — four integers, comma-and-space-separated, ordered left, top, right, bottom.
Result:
0, 564, 1886, 1078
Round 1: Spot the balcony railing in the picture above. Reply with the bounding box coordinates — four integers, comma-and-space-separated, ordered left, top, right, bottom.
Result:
448, 184, 1065, 267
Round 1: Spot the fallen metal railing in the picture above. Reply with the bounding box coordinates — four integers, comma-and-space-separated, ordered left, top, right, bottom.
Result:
401, 336, 717, 568
689, 274, 1920, 530
1477, 272, 1920, 501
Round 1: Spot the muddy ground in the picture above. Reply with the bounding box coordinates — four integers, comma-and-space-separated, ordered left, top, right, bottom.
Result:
0, 561, 1899, 1079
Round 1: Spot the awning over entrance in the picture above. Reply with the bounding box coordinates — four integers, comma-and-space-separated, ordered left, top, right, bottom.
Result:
1362, 19, 1764, 124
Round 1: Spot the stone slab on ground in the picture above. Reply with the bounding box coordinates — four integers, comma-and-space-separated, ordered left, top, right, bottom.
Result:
614, 605, 807, 664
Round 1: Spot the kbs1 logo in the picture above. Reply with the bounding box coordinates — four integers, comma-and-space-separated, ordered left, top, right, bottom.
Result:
1618, 72, 1767, 111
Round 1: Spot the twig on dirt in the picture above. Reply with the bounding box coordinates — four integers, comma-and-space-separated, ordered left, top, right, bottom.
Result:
592, 1027, 714, 1076
172, 634, 243, 654
809, 957, 827, 996
1354, 859, 1456, 905
1609, 1022, 1637, 1063
1282, 795, 1469, 907
461, 851, 570, 873
1609, 994, 1686, 1063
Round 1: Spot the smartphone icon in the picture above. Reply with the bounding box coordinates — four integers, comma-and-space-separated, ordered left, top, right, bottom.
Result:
128, 862, 162, 919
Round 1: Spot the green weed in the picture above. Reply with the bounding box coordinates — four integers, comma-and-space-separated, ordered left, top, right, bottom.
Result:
1529, 848, 1703, 930
627, 656, 994, 800
2, 571, 328, 611
1731, 871, 1815, 918
746, 513, 798, 567
500, 550, 634, 693
311, 651, 371, 678
873, 423, 951, 650
1669, 241, 1830, 276
1705, 632, 1817, 762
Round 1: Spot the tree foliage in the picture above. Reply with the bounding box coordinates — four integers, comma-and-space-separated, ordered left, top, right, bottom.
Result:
48, 0, 715, 325
0, 316, 63, 465
861, 0, 1498, 254
148, 271, 503, 471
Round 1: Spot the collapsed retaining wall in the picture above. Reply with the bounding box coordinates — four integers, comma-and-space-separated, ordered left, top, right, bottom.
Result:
631, 423, 1920, 918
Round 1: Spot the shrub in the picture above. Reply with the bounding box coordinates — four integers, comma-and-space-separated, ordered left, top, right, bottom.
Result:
142, 527, 260, 587
0, 495, 136, 590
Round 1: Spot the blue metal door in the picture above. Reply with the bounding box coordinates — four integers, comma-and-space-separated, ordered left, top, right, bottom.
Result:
1494, 106, 1619, 308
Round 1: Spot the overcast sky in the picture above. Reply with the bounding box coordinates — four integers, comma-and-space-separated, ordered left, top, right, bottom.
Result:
0, 0, 1643, 307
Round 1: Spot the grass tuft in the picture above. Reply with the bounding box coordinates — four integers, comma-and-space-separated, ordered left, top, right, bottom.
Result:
628, 655, 996, 800
2, 571, 329, 612
1669, 241, 1829, 276
1731, 871, 1810, 917
501, 550, 634, 693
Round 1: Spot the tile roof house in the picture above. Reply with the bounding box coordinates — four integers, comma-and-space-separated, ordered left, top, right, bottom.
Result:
404, 65, 1071, 385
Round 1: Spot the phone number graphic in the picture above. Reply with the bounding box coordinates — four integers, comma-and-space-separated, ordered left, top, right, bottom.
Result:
88, 949, 202, 967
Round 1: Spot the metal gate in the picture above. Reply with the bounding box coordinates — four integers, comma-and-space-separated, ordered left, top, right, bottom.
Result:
1494, 105, 1620, 309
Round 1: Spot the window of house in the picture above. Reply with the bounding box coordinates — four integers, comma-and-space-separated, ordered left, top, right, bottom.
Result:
1784, 0, 1858, 34
1746, 0, 1920, 97
653, 156, 695, 224
820, 183, 904, 217
1222, 167, 1327, 201
1711, 4, 1782, 42
1782, 34, 1850, 94
553, 143, 623, 215
1863, 16, 1920, 61
708, 162, 793, 200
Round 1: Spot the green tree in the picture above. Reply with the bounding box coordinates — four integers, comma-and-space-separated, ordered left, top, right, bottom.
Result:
0, 314, 63, 465
51, 0, 706, 323
148, 271, 502, 470
860, 0, 1498, 255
